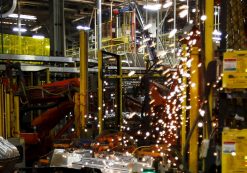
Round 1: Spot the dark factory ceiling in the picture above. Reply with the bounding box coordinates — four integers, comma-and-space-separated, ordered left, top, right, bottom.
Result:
2, 0, 237, 46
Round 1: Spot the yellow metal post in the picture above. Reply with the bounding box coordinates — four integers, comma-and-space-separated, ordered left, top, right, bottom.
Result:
116, 55, 123, 131
189, 47, 199, 173
9, 89, 14, 137
46, 68, 51, 83
1, 85, 5, 138
74, 93, 80, 137
205, 0, 214, 137
14, 96, 20, 137
181, 44, 187, 155
98, 50, 103, 134
0, 84, 2, 136
6, 93, 11, 138
79, 30, 88, 134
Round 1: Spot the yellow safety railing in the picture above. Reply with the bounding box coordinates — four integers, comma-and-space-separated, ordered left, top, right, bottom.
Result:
0, 34, 50, 56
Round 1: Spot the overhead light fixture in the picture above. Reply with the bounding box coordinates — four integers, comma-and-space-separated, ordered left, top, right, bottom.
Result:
200, 15, 207, 21
179, 5, 188, 10
192, 8, 196, 13
31, 26, 42, 32
143, 4, 162, 11
128, 71, 136, 77
32, 34, 45, 39
12, 27, 27, 33
76, 25, 90, 30
213, 29, 222, 36
179, 10, 188, 18
168, 29, 177, 38
167, 18, 174, 23
163, 1, 173, 8
143, 23, 152, 30
2, 21, 25, 25
8, 13, 37, 20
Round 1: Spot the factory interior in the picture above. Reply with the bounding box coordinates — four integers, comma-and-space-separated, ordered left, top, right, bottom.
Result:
0, 0, 247, 172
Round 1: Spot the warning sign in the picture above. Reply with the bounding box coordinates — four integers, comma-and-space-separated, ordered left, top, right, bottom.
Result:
223, 51, 247, 89
223, 59, 237, 71
222, 129, 247, 173
223, 142, 236, 153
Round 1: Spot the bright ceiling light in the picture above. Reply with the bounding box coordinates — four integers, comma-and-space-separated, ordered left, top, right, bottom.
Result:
32, 34, 45, 39
31, 26, 42, 32
179, 10, 188, 18
143, 23, 152, 30
143, 4, 162, 11
168, 29, 177, 38
167, 18, 174, 23
13, 27, 27, 33
179, 5, 188, 10
76, 25, 90, 30
192, 8, 196, 13
200, 15, 207, 21
128, 71, 136, 77
163, 1, 173, 8
213, 29, 222, 36
8, 14, 37, 20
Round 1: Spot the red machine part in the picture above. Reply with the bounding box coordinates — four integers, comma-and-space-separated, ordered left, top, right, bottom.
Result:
26, 78, 80, 103
32, 101, 75, 134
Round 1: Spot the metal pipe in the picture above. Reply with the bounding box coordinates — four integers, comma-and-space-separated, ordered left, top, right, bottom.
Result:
97, 0, 102, 49
17, 0, 22, 54
173, 0, 176, 61
116, 15, 119, 38
157, 0, 160, 52
94, 9, 97, 59
187, 0, 189, 22
2, 0, 17, 18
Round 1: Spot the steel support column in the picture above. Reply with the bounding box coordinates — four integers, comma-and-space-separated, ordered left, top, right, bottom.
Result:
189, 47, 199, 173
205, 0, 214, 69
0, 84, 2, 136
49, 0, 65, 56
116, 55, 122, 131
6, 93, 10, 138
79, 30, 88, 134
97, 0, 103, 134
14, 96, 20, 137
97, 0, 102, 49
46, 68, 50, 83
98, 50, 103, 134
181, 44, 187, 155
205, 0, 214, 141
